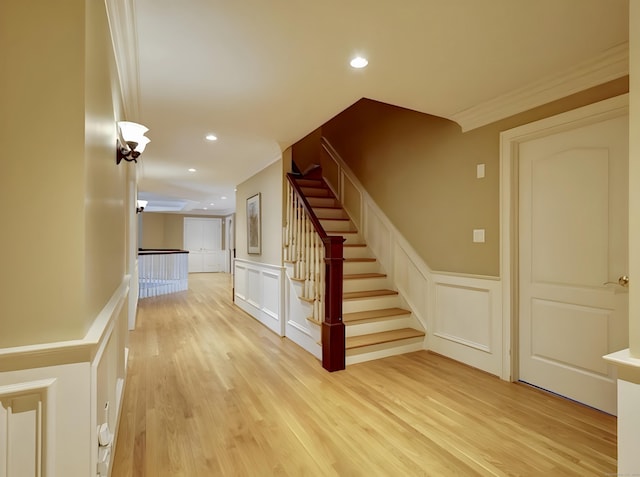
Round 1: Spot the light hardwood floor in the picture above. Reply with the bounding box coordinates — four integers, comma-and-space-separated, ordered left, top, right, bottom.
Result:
112, 273, 616, 476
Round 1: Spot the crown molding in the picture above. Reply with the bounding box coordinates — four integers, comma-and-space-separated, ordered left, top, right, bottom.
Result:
105, 0, 141, 120
451, 42, 629, 132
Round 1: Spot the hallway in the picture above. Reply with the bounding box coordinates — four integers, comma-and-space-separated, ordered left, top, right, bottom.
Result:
112, 273, 616, 476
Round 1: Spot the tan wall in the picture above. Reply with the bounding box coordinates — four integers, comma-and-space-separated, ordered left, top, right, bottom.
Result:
322, 78, 628, 276
0, 0, 88, 347
140, 213, 166, 249
141, 213, 229, 250
83, 0, 128, 329
236, 159, 283, 265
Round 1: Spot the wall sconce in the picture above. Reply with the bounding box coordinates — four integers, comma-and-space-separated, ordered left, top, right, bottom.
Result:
117, 121, 150, 164
136, 200, 148, 214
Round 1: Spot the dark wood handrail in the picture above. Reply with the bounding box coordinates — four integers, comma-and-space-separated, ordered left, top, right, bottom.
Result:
138, 248, 189, 255
286, 173, 345, 372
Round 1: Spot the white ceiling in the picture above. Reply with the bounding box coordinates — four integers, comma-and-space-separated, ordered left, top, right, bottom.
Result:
125, 0, 629, 215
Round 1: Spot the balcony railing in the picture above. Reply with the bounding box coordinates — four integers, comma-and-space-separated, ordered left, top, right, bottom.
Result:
138, 249, 189, 298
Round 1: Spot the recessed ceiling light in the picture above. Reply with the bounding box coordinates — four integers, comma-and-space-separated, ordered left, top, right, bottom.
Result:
210, 203, 215, 206
221, 196, 227, 200
188, 168, 196, 172
350, 56, 368, 68
203, 207, 208, 210
205, 134, 218, 141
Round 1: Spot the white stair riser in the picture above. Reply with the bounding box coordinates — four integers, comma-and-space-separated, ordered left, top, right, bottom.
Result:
341, 233, 362, 245
307, 197, 340, 208
296, 180, 323, 187
343, 261, 379, 275
345, 316, 416, 337
345, 339, 425, 365
321, 219, 355, 233
301, 187, 332, 197
313, 208, 348, 219
343, 277, 389, 293
343, 295, 401, 313
343, 246, 373, 259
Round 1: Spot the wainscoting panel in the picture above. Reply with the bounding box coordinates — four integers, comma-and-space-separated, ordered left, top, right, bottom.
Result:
234, 259, 285, 336
363, 203, 392, 276
0, 379, 55, 477
393, 242, 429, 324
428, 274, 502, 376
434, 284, 491, 352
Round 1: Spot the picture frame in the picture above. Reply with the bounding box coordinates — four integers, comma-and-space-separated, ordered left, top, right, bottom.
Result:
246, 193, 261, 254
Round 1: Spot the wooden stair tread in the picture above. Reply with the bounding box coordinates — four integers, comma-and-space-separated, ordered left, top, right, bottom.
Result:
344, 243, 367, 248
343, 307, 410, 323
343, 289, 397, 300
306, 316, 321, 325
343, 273, 386, 280
346, 328, 425, 350
344, 258, 376, 263
321, 217, 351, 222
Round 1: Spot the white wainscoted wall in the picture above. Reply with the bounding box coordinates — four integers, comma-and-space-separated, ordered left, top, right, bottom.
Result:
234, 259, 285, 336
427, 273, 503, 376
0, 277, 130, 477
321, 139, 504, 376
283, 262, 322, 360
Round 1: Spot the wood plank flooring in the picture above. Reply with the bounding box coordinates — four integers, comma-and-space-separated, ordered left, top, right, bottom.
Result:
111, 273, 616, 476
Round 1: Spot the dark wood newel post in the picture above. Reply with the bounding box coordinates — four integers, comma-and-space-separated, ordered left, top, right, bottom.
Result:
322, 236, 346, 371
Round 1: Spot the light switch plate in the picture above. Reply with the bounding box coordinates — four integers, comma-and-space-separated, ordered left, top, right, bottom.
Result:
477, 164, 485, 179
473, 229, 485, 243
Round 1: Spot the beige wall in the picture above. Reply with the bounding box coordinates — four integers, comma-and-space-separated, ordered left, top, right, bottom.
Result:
0, 0, 128, 347
140, 213, 229, 250
236, 159, 283, 265
84, 0, 128, 328
321, 78, 628, 276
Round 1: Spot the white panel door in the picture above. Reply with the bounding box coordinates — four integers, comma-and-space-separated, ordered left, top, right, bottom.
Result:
184, 218, 222, 273
519, 113, 628, 415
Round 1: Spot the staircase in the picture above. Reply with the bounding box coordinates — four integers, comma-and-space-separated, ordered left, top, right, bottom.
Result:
290, 175, 425, 365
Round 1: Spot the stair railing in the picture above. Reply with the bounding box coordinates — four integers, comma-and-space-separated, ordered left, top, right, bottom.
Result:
284, 173, 345, 372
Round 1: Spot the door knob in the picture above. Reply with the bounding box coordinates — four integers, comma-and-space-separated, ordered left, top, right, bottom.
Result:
604, 276, 629, 287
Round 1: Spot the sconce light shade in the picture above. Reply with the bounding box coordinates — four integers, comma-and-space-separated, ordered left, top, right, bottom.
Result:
136, 199, 148, 214
117, 121, 150, 164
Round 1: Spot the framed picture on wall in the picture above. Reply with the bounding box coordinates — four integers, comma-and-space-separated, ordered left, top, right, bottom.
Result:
247, 193, 261, 254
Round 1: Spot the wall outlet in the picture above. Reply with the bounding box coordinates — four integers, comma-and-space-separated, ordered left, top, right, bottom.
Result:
473, 229, 485, 243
